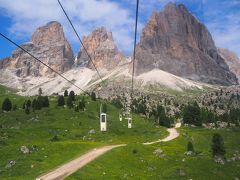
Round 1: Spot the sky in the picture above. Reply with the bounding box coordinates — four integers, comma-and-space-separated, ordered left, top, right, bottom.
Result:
0, 0, 239, 59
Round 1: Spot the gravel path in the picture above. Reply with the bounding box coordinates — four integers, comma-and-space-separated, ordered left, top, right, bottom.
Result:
37, 123, 181, 180
143, 122, 181, 145
36, 144, 126, 180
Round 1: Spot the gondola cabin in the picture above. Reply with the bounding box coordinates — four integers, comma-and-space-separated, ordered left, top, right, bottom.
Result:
128, 117, 132, 128
100, 113, 107, 131
119, 114, 122, 121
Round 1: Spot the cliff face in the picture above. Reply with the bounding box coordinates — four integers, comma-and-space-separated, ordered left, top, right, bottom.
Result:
0, 21, 74, 77
135, 2, 238, 85
77, 27, 126, 70
218, 48, 240, 83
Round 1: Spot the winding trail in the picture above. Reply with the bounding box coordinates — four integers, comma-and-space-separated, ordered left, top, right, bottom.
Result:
37, 123, 181, 180
143, 122, 181, 145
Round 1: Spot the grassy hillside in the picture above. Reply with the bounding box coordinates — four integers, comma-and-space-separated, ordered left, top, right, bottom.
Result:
68, 127, 240, 179
0, 85, 167, 179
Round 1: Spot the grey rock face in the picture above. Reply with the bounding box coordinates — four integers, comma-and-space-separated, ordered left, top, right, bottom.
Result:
77, 27, 126, 70
0, 21, 74, 77
135, 3, 238, 85
218, 48, 240, 83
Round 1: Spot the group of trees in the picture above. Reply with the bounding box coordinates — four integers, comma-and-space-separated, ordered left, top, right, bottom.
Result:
182, 102, 202, 126
1, 94, 50, 114
58, 90, 87, 112
218, 108, 240, 126
23, 96, 49, 114
58, 90, 76, 108
131, 97, 148, 116
151, 104, 172, 128
182, 101, 240, 126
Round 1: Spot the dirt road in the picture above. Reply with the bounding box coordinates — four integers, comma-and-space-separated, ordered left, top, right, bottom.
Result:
36, 144, 126, 180
37, 123, 181, 179
143, 122, 181, 145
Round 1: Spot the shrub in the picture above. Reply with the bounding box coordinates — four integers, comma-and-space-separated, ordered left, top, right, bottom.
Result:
50, 135, 60, 142
187, 142, 194, 152
132, 149, 138, 154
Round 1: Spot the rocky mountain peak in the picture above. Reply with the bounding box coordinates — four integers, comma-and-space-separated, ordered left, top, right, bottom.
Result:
31, 21, 65, 45
77, 27, 126, 70
0, 21, 74, 77
135, 3, 238, 85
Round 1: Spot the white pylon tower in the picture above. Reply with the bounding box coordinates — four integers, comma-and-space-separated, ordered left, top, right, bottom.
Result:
123, 93, 132, 128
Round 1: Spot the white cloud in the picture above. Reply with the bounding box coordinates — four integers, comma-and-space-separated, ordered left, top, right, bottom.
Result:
205, 7, 240, 58
0, 0, 137, 55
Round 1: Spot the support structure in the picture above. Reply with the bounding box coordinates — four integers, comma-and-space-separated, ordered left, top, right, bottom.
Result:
123, 93, 133, 128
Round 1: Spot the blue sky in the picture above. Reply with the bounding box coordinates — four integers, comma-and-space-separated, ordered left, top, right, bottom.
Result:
0, 0, 239, 59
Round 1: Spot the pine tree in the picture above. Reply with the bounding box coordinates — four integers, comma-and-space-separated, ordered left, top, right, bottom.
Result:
57, 95, 65, 106
69, 91, 75, 101
2, 98, 12, 112
91, 92, 96, 101
42, 96, 49, 107
212, 133, 226, 157
64, 90, 68, 97
67, 96, 73, 108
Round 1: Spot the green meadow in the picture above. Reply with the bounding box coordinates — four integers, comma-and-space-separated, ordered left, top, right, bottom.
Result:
68, 127, 240, 180
0, 85, 167, 179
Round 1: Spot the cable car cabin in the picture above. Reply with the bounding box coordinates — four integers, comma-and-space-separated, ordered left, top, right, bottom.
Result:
100, 113, 107, 131
128, 117, 132, 128
119, 114, 122, 121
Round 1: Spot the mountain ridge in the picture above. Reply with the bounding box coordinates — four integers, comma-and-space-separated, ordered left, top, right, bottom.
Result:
0, 3, 239, 96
